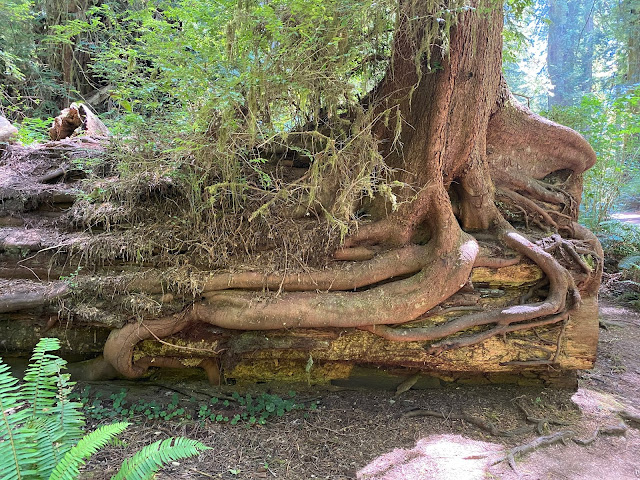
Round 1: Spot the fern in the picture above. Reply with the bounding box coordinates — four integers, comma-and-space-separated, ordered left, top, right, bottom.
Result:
0, 338, 209, 480
619, 254, 640, 270
0, 362, 30, 480
49, 422, 130, 480
112, 437, 210, 480
51, 371, 85, 456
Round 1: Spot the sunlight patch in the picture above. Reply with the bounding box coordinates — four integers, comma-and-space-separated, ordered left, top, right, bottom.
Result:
357, 434, 501, 480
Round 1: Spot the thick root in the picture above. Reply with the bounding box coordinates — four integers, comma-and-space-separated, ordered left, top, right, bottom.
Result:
124, 244, 433, 295
104, 231, 479, 378
104, 310, 196, 378
361, 228, 580, 353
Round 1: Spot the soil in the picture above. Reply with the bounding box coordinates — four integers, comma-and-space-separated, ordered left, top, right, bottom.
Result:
74, 298, 640, 480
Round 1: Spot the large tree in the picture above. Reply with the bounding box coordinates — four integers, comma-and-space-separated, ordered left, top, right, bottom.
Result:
0, 0, 602, 384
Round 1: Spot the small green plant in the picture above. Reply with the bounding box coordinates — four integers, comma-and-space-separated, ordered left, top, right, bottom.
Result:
72, 385, 318, 427
596, 220, 640, 259
16, 117, 53, 144
0, 338, 209, 480
59, 266, 82, 288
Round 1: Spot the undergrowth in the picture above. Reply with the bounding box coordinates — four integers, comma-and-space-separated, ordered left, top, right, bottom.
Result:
55, 0, 471, 273
71, 386, 319, 427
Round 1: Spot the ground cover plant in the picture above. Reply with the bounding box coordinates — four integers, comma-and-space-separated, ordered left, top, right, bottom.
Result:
72, 385, 317, 426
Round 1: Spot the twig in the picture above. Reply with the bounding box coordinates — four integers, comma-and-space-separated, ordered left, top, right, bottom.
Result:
149, 382, 237, 402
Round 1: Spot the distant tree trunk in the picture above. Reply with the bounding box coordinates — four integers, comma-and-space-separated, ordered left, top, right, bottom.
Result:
547, 0, 595, 107
44, 0, 97, 107
626, 0, 640, 84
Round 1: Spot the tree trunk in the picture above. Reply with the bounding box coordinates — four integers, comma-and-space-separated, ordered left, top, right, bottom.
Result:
0, 1, 602, 387
547, 0, 595, 107
626, 0, 640, 84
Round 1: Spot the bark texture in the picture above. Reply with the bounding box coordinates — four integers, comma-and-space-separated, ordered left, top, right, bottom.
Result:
0, 1, 602, 386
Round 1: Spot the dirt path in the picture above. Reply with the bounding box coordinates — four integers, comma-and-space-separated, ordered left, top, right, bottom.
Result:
488, 301, 640, 480
79, 299, 640, 480
612, 212, 640, 225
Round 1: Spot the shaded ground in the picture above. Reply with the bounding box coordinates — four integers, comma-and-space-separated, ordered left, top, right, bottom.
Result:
72, 299, 640, 480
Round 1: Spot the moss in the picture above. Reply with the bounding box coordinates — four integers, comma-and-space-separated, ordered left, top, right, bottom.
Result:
228, 359, 353, 384
471, 264, 543, 287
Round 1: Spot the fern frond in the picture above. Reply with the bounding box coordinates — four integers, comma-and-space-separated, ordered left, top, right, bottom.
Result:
111, 437, 210, 480
48, 422, 130, 480
31, 417, 67, 479
52, 371, 84, 456
52, 398, 85, 456
0, 360, 32, 480
619, 254, 640, 270
22, 338, 66, 420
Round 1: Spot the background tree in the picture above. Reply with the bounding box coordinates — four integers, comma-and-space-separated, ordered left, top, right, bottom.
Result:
546, 0, 597, 107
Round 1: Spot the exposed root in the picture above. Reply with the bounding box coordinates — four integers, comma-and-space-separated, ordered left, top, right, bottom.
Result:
361, 228, 580, 353
501, 313, 568, 367
497, 188, 559, 231
474, 254, 521, 268
403, 409, 535, 437
491, 422, 627, 471
333, 246, 376, 261
123, 244, 432, 295
103, 215, 597, 379
427, 313, 569, 354
489, 430, 575, 470
200, 244, 431, 292
514, 399, 573, 435
342, 218, 412, 248
193, 232, 477, 331
520, 278, 549, 304
104, 310, 197, 378
573, 423, 628, 445
540, 234, 593, 274
104, 230, 479, 378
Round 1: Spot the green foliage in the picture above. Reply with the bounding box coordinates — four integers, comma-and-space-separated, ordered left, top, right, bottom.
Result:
546, 87, 640, 229
72, 386, 318, 427
111, 437, 208, 480
48, 422, 130, 480
618, 254, 640, 271
0, 337, 85, 480
0, 0, 32, 82
17, 117, 53, 144
0, 338, 209, 480
0, 0, 68, 119
502, 0, 534, 64
52, 0, 474, 271
596, 220, 640, 259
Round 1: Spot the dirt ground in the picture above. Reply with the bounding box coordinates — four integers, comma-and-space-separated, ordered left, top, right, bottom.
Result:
73, 297, 640, 480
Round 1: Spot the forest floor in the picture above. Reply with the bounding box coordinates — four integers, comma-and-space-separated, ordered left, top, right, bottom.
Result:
75, 297, 640, 480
